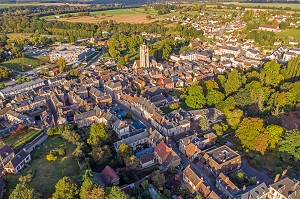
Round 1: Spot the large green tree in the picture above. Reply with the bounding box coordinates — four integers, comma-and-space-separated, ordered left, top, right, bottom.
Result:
279, 130, 300, 160
281, 55, 300, 82
87, 123, 109, 146
184, 84, 206, 109
9, 183, 41, 199
236, 117, 265, 152
224, 69, 242, 96
105, 186, 129, 199
53, 177, 79, 199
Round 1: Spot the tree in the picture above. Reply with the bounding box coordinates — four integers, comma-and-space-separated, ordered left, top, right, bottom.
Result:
118, 143, 133, 157
87, 123, 109, 146
123, 155, 139, 170
236, 118, 265, 152
0, 66, 11, 80
9, 183, 42, 199
234, 88, 253, 107
53, 177, 79, 199
261, 61, 284, 87
269, 91, 287, 116
206, 89, 225, 106
80, 170, 104, 199
57, 58, 66, 73
199, 116, 209, 131
266, 125, 284, 149
279, 22, 288, 29
0, 83, 5, 88
151, 171, 165, 190
90, 186, 104, 199
281, 55, 300, 82
253, 132, 270, 155
170, 103, 180, 110
224, 69, 242, 96
224, 109, 243, 130
194, 195, 203, 199
184, 84, 206, 109
69, 69, 80, 77
212, 123, 223, 136
91, 145, 112, 164
279, 130, 300, 160
105, 186, 129, 199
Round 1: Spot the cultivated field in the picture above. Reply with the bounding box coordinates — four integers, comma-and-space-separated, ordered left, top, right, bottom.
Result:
45, 9, 162, 24
223, 2, 300, 9
55, 14, 159, 24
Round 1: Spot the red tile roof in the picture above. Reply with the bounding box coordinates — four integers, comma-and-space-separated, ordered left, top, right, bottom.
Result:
154, 141, 171, 161
100, 165, 119, 185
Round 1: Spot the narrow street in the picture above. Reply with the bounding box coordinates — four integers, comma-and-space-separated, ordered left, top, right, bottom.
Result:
113, 98, 223, 197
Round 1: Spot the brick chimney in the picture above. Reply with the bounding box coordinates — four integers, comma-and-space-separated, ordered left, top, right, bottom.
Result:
274, 174, 281, 183
282, 169, 288, 178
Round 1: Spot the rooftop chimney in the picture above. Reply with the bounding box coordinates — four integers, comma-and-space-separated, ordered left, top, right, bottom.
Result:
243, 185, 247, 191
274, 174, 281, 183
282, 169, 288, 178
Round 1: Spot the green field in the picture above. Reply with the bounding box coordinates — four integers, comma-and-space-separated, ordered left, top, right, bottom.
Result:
42, 8, 138, 19
4, 129, 41, 151
0, 56, 49, 71
4, 136, 81, 198
224, 2, 300, 9
276, 29, 300, 41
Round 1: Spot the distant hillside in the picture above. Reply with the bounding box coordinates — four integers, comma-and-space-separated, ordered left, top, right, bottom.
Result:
0, 0, 299, 5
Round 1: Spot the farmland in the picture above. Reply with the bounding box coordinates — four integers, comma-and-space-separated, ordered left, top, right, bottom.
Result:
46, 8, 163, 24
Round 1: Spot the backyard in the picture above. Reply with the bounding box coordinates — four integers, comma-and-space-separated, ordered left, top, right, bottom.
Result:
4, 135, 81, 198
4, 128, 41, 151
0, 56, 49, 72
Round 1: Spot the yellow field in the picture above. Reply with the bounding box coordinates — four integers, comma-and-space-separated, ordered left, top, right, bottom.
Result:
51, 14, 161, 24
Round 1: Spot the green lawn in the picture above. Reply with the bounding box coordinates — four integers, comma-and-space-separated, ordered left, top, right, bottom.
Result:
0, 56, 49, 71
4, 136, 81, 198
90, 9, 137, 16
4, 129, 41, 151
276, 29, 300, 41
42, 8, 138, 19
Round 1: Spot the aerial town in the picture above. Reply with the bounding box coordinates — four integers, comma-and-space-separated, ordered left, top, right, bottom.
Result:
0, 1, 299, 199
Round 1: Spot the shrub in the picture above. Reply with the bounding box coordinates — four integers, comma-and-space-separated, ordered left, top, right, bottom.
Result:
46, 153, 57, 161
58, 148, 65, 156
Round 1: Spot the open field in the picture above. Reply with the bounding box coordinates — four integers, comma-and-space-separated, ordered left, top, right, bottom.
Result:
276, 29, 300, 41
4, 136, 81, 198
223, 2, 300, 9
4, 129, 41, 151
42, 8, 140, 19
54, 14, 160, 24
0, 56, 49, 72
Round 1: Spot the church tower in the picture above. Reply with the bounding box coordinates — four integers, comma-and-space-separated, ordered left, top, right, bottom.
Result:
140, 43, 149, 68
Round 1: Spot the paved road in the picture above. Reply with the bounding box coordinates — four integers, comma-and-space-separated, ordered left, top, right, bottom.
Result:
241, 159, 273, 184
